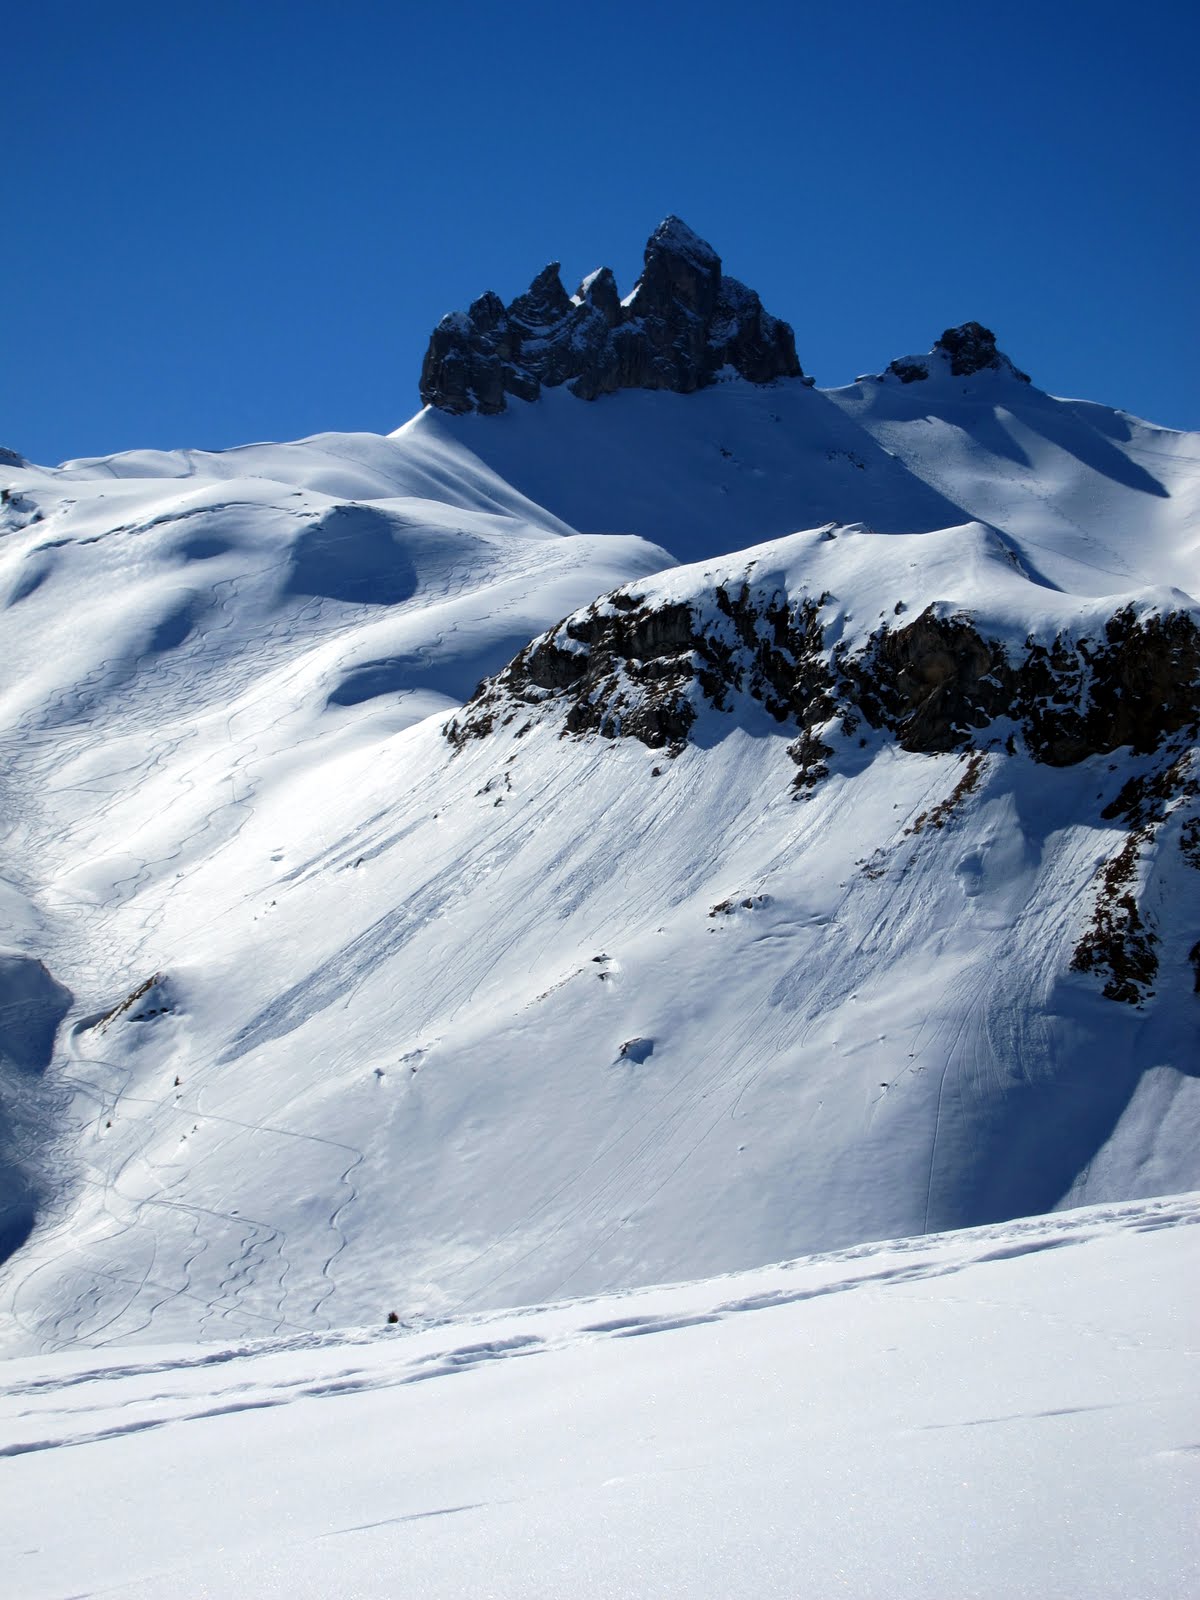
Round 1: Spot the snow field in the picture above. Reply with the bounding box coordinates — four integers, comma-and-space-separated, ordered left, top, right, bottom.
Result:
1, 1195, 1196, 1599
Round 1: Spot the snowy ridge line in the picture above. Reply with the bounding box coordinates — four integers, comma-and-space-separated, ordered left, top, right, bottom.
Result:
448, 520, 1200, 790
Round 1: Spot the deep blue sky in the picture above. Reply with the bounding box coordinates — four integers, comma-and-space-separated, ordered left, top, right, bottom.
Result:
5, 0, 1196, 464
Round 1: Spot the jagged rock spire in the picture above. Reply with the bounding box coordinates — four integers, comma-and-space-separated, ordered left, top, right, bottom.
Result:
419, 218, 806, 415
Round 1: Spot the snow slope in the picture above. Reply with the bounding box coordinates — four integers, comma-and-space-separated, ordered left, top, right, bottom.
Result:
0, 432, 670, 1346
396, 358, 1200, 595
2, 347, 1199, 1356
2, 1195, 1197, 1599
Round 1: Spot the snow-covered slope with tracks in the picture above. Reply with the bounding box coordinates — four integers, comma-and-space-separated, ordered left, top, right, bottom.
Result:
3, 1195, 1197, 1599
1, 322, 1199, 1355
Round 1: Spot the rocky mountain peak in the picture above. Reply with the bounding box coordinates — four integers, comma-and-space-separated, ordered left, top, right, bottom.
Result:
884, 321, 1031, 386
935, 321, 1030, 381
574, 266, 621, 324
644, 214, 721, 272
419, 218, 806, 415
508, 262, 573, 331
630, 215, 723, 320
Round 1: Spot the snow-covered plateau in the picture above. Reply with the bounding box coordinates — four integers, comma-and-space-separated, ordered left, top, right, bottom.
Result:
1, 217, 1198, 1592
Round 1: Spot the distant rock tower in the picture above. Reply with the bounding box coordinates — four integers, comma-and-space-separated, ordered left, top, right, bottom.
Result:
419, 217, 807, 415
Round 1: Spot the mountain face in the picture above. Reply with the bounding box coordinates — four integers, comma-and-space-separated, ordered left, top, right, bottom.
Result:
419, 216, 804, 415
1, 220, 1198, 1356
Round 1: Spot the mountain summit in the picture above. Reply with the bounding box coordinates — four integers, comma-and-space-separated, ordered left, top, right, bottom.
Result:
883, 320, 1032, 386
419, 216, 805, 414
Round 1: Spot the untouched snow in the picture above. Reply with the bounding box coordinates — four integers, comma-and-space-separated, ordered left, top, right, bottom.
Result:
2, 1195, 1197, 1598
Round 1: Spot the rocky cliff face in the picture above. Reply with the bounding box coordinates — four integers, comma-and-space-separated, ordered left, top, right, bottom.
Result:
446, 578, 834, 771
448, 575, 1200, 772
420, 217, 806, 415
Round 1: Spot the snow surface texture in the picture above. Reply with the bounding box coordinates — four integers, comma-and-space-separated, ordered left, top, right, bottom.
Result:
2, 1197, 1197, 1598
1, 341, 1199, 1356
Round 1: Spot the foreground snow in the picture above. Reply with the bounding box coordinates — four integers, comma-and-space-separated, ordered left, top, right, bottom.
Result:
2, 1195, 1197, 1598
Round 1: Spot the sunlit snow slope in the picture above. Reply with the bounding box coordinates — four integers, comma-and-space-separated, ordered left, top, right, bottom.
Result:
2, 1196, 1197, 1599
1, 349, 1198, 1355
398, 357, 1200, 594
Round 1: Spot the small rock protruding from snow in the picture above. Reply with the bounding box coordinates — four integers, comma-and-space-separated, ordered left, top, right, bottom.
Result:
882, 321, 1031, 386
618, 1036, 654, 1063
934, 321, 1031, 382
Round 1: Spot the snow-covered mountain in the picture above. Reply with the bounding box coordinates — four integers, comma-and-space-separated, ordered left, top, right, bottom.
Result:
1, 218, 1198, 1357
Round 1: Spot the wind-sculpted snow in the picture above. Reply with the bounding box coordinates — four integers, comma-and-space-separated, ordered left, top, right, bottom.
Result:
400, 343, 1200, 588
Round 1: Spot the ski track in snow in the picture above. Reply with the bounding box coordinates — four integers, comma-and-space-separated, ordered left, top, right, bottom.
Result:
3, 1193, 1194, 1459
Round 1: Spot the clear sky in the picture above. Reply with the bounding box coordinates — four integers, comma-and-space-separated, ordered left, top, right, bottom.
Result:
5, 0, 1196, 464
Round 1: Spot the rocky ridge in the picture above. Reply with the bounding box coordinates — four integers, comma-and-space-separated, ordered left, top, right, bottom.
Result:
419, 217, 805, 415
447, 565, 1200, 771
446, 555, 1200, 1007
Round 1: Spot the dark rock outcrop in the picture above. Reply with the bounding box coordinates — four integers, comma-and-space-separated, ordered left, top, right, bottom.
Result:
884, 321, 1031, 386
1065, 744, 1200, 1006
844, 611, 1014, 754
844, 604, 1200, 762
0, 446, 26, 469
1019, 609, 1200, 764
420, 217, 806, 415
886, 358, 929, 385
935, 321, 1029, 381
448, 583, 1200, 781
446, 578, 836, 771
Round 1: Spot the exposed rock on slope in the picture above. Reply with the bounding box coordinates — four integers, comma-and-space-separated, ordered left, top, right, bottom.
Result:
447, 527, 1200, 1009
883, 321, 1031, 386
420, 217, 805, 415
446, 572, 834, 778
448, 547, 1200, 771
